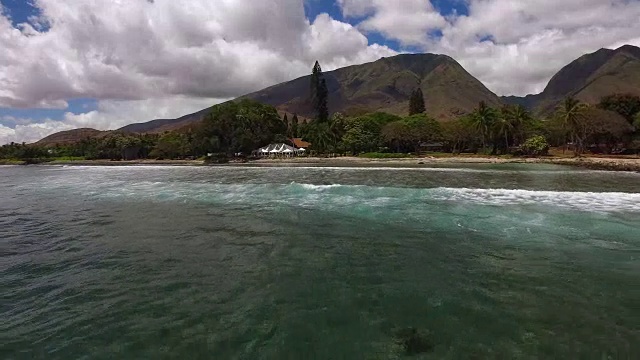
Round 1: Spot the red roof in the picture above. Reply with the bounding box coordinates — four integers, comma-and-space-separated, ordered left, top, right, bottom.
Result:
291, 138, 311, 148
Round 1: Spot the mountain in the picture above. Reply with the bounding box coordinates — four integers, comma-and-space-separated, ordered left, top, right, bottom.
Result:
504, 45, 640, 115
33, 52, 501, 145
34, 46, 639, 145
245, 53, 501, 119
36, 128, 107, 146
118, 108, 213, 134
36, 109, 213, 146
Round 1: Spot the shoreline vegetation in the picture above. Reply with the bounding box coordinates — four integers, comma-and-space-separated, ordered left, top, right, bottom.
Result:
3, 155, 639, 172
3, 65, 640, 172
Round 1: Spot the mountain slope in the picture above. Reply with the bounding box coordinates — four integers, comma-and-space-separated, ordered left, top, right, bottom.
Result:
504, 45, 640, 115
33, 52, 502, 145
36, 128, 108, 146
246, 53, 501, 119
118, 107, 213, 134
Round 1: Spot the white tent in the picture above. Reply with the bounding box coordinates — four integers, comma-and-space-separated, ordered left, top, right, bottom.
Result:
282, 148, 293, 157
256, 143, 303, 157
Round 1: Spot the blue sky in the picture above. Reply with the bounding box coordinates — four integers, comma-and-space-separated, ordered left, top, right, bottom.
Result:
1, 0, 73, 123
1, 0, 639, 144
1, 0, 37, 25
303, 0, 468, 50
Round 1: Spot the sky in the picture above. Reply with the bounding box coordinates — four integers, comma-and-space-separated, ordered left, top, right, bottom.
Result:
1, 0, 639, 144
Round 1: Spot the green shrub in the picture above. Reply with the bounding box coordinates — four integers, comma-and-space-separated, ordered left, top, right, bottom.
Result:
53, 156, 86, 161
520, 135, 549, 156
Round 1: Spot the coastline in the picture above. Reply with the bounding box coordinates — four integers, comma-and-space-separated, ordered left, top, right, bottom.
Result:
252, 156, 640, 172
3, 156, 640, 172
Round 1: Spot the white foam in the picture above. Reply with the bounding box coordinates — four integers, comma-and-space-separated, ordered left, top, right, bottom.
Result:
31, 173, 640, 214
297, 183, 344, 190
209, 165, 631, 175
429, 187, 640, 213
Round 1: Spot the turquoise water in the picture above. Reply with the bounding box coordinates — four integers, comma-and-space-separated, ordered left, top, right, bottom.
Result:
1, 164, 639, 358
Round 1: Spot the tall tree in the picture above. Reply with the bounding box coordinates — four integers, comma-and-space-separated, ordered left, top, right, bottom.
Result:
441, 116, 476, 154
310, 61, 329, 123
471, 101, 498, 153
197, 99, 287, 156
556, 96, 588, 155
283, 113, 291, 138
556, 96, 587, 155
409, 87, 426, 115
307, 122, 333, 154
382, 114, 442, 154
498, 104, 532, 152
291, 113, 299, 138
598, 93, 640, 124
580, 108, 634, 154
495, 111, 515, 153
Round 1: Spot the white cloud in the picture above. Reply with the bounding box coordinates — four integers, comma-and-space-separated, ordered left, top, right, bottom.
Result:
0, 0, 395, 108
435, 0, 640, 95
338, 0, 447, 46
3, 0, 640, 145
306, 13, 398, 69
0, 121, 75, 145
0, 0, 396, 144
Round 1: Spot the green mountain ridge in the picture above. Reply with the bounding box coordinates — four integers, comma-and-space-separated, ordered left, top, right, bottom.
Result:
245, 53, 501, 119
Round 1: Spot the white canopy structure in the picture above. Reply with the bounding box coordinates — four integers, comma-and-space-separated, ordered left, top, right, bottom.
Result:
255, 143, 304, 157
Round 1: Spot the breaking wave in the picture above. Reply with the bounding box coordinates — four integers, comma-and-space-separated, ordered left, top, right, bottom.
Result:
35, 179, 640, 213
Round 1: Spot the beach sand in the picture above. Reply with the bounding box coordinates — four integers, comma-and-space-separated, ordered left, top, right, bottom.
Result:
4, 155, 640, 172
250, 155, 640, 172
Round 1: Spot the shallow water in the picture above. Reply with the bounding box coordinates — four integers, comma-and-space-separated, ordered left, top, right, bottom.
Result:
2, 164, 639, 358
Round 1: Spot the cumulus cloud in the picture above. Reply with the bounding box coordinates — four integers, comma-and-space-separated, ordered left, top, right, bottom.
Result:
0, 0, 396, 143
0, 120, 74, 145
0, 0, 395, 109
306, 13, 398, 69
2, 0, 640, 145
338, 0, 640, 96
338, 0, 447, 45
436, 0, 640, 95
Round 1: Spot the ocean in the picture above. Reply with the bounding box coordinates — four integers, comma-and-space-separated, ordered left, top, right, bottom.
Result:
1, 164, 639, 358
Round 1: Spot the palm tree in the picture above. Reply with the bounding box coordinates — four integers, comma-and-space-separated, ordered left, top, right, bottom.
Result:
556, 97, 587, 155
309, 122, 333, 155
499, 105, 532, 152
495, 111, 514, 153
509, 104, 531, 145
471, 101, 498, 153
329, 113, 346, 146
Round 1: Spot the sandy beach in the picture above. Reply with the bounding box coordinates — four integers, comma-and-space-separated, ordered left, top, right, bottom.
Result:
252, 155, 640, 172
4, 155, 637, 172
